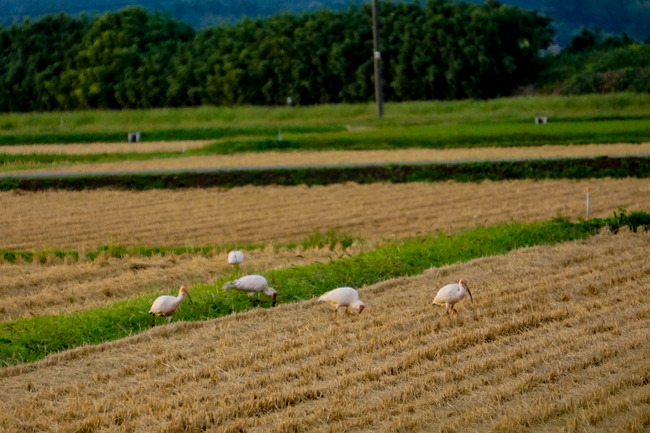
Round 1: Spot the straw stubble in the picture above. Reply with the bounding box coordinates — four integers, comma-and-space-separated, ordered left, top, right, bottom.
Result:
0, 231, 647, 432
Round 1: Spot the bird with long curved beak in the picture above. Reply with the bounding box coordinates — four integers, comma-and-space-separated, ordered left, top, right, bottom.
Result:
223, 274, 278, 307
433, 279, 473, 314
149, 285, 193, 327
318, 287, 365, 315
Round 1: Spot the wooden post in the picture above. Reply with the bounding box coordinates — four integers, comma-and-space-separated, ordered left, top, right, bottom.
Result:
371, 0, 384, 118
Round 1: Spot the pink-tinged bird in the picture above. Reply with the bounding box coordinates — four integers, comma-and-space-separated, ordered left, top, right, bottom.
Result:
223, 274, 277, 306
149, 285, 193, 327
318, 287, 365, 314
433, 279, 473, 314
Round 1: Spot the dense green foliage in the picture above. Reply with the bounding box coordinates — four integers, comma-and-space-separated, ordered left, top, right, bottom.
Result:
0, 1, 554, 111
2, 212, 649, 366
539, 29, 650, 95
541, 0, 650, 46
2, 0, 648, 48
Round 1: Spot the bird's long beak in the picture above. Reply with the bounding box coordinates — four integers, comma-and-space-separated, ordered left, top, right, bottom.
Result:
466, 285, 473, 302
186, 292, 194, 305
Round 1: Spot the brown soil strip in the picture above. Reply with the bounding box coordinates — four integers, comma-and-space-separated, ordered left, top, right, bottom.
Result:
0, 140, 210, 155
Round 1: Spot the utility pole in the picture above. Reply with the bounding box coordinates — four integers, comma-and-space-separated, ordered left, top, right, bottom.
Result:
371, 0, 384, 118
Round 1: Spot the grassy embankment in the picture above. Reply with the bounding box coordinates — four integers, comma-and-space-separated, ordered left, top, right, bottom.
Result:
1, 210, 648, 367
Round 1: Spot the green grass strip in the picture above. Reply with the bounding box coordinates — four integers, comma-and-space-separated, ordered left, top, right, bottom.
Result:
0, 229, 359, 263
0, 94, 648, 137
0, 125, 341, 146
1, 210, 648, 367
209, 119, 650, 153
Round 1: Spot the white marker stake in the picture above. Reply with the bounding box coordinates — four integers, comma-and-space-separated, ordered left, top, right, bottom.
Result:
586, 188, 591, 220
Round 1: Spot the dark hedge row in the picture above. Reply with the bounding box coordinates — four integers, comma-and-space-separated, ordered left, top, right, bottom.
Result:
1, 156, 648, 191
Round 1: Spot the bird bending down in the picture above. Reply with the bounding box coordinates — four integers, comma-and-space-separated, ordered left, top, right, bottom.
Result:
318, 287, 365, 314
149, 285, 193, 327
227, 250, 244, 270
433, 279, 473, 314
223, 274, 277, 306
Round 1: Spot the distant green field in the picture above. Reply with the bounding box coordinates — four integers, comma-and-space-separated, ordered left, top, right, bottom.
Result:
0, 93, 648, 138
1, 93, 648, 174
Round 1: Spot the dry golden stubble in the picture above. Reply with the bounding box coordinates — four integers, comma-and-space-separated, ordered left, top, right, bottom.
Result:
0, 231, 647, 432
0, 140, 211, 155
1, 178, 649, 252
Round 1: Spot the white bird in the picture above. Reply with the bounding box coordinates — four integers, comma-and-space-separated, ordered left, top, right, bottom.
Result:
149, 285, 193, 327
222, 274, 277, 306
318, 287, 365, 314
228, 250, 244, 267
433, 279, 473, 314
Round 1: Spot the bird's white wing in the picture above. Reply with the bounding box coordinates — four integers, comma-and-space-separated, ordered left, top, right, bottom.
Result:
433, 283, 459, 304
149, 295, 175, 315
228, 275, 267, 293
319, 287, 358, 305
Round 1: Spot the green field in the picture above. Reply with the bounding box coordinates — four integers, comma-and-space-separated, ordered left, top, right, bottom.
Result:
0, 93, 648, 147
1, 93, 649, 177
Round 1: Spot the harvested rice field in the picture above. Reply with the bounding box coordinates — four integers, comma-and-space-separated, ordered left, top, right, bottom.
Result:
0, 231, 648, 432
1, 178, 649, 251
1, 177, 648, 321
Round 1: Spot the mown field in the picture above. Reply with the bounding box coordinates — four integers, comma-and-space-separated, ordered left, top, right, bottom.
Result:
0, 231, 648, 432
1, 94, 649, 431
1, 177, 648, 322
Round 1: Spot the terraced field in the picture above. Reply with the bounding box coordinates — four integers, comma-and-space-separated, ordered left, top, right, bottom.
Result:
2, 177, 648, 321
1, 94, 649, 431
1, 231, 647, 432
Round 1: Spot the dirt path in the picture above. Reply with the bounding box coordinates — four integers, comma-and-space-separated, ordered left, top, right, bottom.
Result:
2, 142, 649, 174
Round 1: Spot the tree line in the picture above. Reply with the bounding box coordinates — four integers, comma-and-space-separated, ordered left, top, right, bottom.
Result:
3, 1, 649, 48
1, 0, 556, 111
